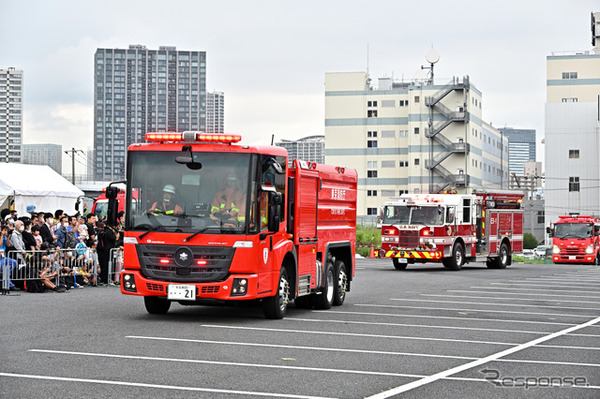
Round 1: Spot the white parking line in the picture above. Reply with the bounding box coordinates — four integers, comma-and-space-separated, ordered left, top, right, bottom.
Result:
501, 282, 600, 289
538, 344, 600, 351
488, 283, 600, 291
363, 315, 600, 398
127, 335, 478, 360
355, 303, 596, 318
0, 371, 335, 399
393, 297, 600, 311
312, 309, 575, 326
27, 349, 424, 379
422, 293, 600, 304
496, 358, 600, 368
200, 324, 519, 346
449, 289, 600, 299
287, 317, 549, 335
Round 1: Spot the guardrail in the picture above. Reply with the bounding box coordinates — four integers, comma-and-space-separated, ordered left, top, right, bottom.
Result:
1, 248, 99, 294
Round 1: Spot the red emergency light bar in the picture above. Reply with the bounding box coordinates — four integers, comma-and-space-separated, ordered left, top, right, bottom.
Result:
145, 132, 242, 144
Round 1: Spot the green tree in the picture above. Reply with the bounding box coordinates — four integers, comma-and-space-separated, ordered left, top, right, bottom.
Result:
523, 232, 538, 249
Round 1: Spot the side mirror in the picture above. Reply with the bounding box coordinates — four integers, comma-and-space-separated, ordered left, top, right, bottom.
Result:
268, 191, 282, 233
106, 186, 120, 226
546, 226, 553, 237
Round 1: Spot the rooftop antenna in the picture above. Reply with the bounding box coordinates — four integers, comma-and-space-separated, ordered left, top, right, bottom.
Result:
421, 46, 440, 85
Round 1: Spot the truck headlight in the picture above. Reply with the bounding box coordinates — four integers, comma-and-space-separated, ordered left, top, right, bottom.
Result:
552, 245, 559, 254
586, 245, 594, 254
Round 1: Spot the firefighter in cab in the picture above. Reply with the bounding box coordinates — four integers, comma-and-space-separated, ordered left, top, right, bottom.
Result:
149, 184, 184, 215
210, 175, 246, 226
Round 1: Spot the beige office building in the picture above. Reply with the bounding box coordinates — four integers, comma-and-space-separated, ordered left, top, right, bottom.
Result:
325, 71, 509, 219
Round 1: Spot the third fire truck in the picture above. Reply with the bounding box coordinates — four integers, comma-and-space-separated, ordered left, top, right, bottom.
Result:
378, 190, 524, 270
548, 215, 600, 265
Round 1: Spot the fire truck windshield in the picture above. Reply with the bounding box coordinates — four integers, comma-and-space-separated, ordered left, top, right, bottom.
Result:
382, 205, 444, 226
554, 222, 594, 239
126, 151, 252, 234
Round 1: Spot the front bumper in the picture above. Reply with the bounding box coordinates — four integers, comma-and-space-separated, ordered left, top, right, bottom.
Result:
376, 249, 443, 260
120, 270, 262, 300
552, 254, 596, 264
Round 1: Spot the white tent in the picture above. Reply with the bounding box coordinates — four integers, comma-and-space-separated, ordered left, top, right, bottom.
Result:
0, 163, 84, 216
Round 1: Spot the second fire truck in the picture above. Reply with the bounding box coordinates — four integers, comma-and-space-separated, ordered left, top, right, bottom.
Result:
548, 215, 600, 265
378, 190, 524, 270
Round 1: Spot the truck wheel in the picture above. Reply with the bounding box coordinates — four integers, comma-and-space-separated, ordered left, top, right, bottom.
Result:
262, 267, 290, 319
488, 242, 509, 269
315, 262, 335, 309
333, 260, 347, 306
444, 242, 464, 271
392, 258, 408, 270
144, 296, 171, 314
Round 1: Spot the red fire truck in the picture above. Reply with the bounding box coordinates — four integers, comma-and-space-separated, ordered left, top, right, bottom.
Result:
377, 189, 524, 270
107, 132, 357, 319
548, 215, 600, 265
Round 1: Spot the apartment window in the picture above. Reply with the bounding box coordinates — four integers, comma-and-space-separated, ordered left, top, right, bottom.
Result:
381, 190, 395, 197
537, 210, 545, 224
367, 140, 378, 148
367, 131, 377, 138
367, 207, 378, 215
367, 170, 378, 178
414, 127, 420, 134
399, 161, 408, 167
569, 177, 580, 192
562, 98, 578, 102
414, 158, 420, 166
367, 161, 377, 168
414, 96, 420, 103
399, 189, 408, 195
569, 149, 580, 158
367, 190, 378, 197
381, 100, 395, 107
399, 130, 408, 137
399, 100, 408, 106
367, 110, 378, 117
381, 160, 395, 168
367, 100, 378, 107
381, 130, 395, 138
561, 72, 578, 79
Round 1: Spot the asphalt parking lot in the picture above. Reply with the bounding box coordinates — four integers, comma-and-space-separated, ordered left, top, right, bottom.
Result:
1, 259, 599, 398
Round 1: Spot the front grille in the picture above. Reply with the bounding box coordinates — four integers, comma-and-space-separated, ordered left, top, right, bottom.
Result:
138, 245, 235, 283
201, 286, 220, 294
563, 247, 585, 255
146, 283, 165, 292
398, 230, 419, 248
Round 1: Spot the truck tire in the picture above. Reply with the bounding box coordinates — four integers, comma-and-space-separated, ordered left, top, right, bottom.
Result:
392, 258, 408, 270
144, 296, 171, 314
315, 262, 335, 309
333, 260, 347, 306
444, 242, 464, 271
488, 242, 509, 269
262, 267, 291, 319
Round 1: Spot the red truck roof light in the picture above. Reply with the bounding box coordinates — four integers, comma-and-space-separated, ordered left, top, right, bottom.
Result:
145, 131, 241, 144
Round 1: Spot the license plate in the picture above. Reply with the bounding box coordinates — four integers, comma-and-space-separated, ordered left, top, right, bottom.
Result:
399, 258, 408, 263
167, 284, 196, 300
569, 256, 576, 260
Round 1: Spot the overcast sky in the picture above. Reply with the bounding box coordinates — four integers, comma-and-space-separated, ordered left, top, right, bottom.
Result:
1, 0, 598, 174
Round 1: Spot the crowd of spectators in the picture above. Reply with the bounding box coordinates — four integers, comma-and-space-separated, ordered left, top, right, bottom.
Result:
0, 205, 123, 293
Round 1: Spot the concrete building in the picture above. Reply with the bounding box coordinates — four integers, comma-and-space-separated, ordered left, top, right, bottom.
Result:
545, 12, 600, 224
276, 135, 325, 165
206, 91, 224, 133
498, 127, 537, 187
94, 45, 207, 180
0, 67, 23, 163
325, 71, 509, 220
22, 144, 62, 174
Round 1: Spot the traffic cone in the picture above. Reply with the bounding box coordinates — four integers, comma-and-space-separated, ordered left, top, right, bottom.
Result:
369, 244, 375, 258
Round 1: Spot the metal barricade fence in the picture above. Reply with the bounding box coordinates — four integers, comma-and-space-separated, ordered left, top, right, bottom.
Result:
107, 247, 124, 285
1, 248, 99, 294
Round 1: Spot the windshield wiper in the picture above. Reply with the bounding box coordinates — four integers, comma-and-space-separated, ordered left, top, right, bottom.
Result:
139, 225, 166, 240
183, 227, 209, 243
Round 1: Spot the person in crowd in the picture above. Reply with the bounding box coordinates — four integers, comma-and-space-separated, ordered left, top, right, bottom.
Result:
85, 213, 97, 243
55, 215, 69, 249
37, 242, 66, 292
10, 220, 26, 259
40, 212, 54, 244
31, 225, 43, 249
96, 221, 119, 285
210, 175, 246, 227
0, 226, 18, 290
68, 215, 80, 238
20, 218, 37, 251
26, 205, 36, 217
77, 216, 88, 241
148, 184, 183, 215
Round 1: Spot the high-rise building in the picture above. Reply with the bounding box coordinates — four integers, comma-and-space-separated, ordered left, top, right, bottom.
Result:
22, 143, 62, 174
206, 91, 224, 133
0, 67, 23, 163
325, 71, 509, 220
94, 45, 207, 180
276, 135, 325, 165
545, 12, 600, 223
498, 127, 536, 175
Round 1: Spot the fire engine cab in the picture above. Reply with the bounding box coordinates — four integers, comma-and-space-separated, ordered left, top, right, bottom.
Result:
548, 215, 600, 265
378, 189, 524, 270
108, 132, 357, 319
